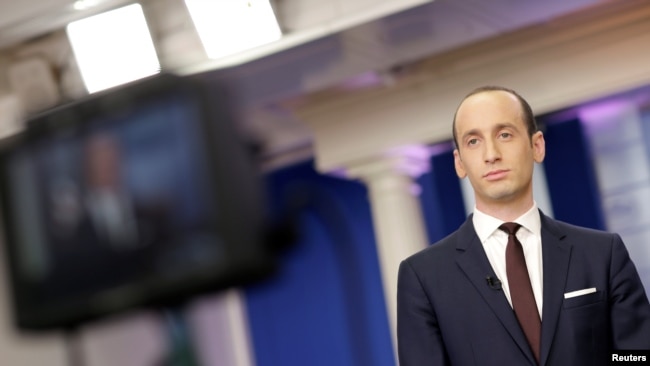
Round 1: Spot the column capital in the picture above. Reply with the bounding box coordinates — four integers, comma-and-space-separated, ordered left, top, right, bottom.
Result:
341, 144, 432, 181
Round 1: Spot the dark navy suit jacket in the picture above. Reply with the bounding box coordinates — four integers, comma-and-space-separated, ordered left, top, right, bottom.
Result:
397, 212, 650, 366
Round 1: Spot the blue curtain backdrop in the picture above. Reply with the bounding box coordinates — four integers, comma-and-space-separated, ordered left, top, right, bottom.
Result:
418, 149, 467, 244
245, 161, 394, 366
542, 118, 605, 230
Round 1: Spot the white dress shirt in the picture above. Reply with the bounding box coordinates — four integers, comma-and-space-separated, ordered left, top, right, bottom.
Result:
472, 203, 544, 318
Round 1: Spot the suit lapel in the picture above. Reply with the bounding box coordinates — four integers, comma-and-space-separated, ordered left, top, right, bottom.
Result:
539, 214, 572, 366
454, 216, 537, 365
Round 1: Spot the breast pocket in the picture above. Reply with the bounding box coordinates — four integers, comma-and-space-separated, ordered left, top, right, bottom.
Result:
561, 290, 608, 352
562, 290, 604, 309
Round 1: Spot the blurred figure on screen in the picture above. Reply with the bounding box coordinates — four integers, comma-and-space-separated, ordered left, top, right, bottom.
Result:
43, 132, 172, 296
83, 133, 140, 250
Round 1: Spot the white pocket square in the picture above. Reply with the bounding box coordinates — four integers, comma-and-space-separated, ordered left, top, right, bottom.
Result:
564, 287, 597, 299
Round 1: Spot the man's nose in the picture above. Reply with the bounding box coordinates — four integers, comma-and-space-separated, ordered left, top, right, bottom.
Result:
484, 139, 501, 163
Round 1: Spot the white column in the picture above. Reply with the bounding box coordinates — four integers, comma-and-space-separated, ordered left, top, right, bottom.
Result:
188, 289, 256, 366
343, 145, 431, 356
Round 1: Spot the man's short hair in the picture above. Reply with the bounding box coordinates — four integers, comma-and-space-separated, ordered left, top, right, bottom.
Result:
452, 86, 538, 148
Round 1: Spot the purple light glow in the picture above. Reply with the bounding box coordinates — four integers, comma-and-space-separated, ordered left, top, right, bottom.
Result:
427, 141, 455, 156
578, 99, 635, 130
339, 71, 385, 90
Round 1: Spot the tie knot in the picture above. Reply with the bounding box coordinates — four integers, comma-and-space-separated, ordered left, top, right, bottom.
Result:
499, 222, 521, 236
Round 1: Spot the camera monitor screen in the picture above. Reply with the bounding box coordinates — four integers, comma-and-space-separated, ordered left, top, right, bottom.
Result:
0, 74, 272, 330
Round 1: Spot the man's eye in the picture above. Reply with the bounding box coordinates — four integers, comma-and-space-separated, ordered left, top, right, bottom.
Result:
499, 132, 512, 138
467, 138, 478, 145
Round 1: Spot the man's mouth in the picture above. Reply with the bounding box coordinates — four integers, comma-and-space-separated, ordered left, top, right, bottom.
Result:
484, 169, 509, 181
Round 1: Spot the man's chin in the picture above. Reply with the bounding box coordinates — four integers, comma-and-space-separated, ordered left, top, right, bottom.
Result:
483, 189, 519, 203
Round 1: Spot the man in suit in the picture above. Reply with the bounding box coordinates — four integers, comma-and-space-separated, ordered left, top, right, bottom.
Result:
397, 86, 650, 365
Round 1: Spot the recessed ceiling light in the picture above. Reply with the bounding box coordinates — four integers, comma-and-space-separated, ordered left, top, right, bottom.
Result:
67, 4, 160, 93
184, 0, 282, 60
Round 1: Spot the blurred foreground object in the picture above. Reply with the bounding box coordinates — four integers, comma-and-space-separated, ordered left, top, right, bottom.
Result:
0, 73, 275, 331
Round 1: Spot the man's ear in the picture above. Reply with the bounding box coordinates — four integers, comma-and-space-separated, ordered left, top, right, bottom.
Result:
453, 149, 467, 179
532, 131, 546, 163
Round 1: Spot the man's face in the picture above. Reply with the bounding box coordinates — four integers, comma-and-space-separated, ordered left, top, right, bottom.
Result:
453, 91, 545, 210
86, 135, 122, 189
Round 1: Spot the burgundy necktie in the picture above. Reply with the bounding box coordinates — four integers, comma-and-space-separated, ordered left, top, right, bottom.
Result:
500, 222, 541, 364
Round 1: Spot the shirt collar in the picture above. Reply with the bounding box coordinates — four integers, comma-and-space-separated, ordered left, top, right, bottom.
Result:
472, 202, 541, 242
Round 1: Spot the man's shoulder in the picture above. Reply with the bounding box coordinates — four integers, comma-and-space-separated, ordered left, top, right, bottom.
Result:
542, 215, 615, 239
541, 215, 620, 252
403, 226, 466, 266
